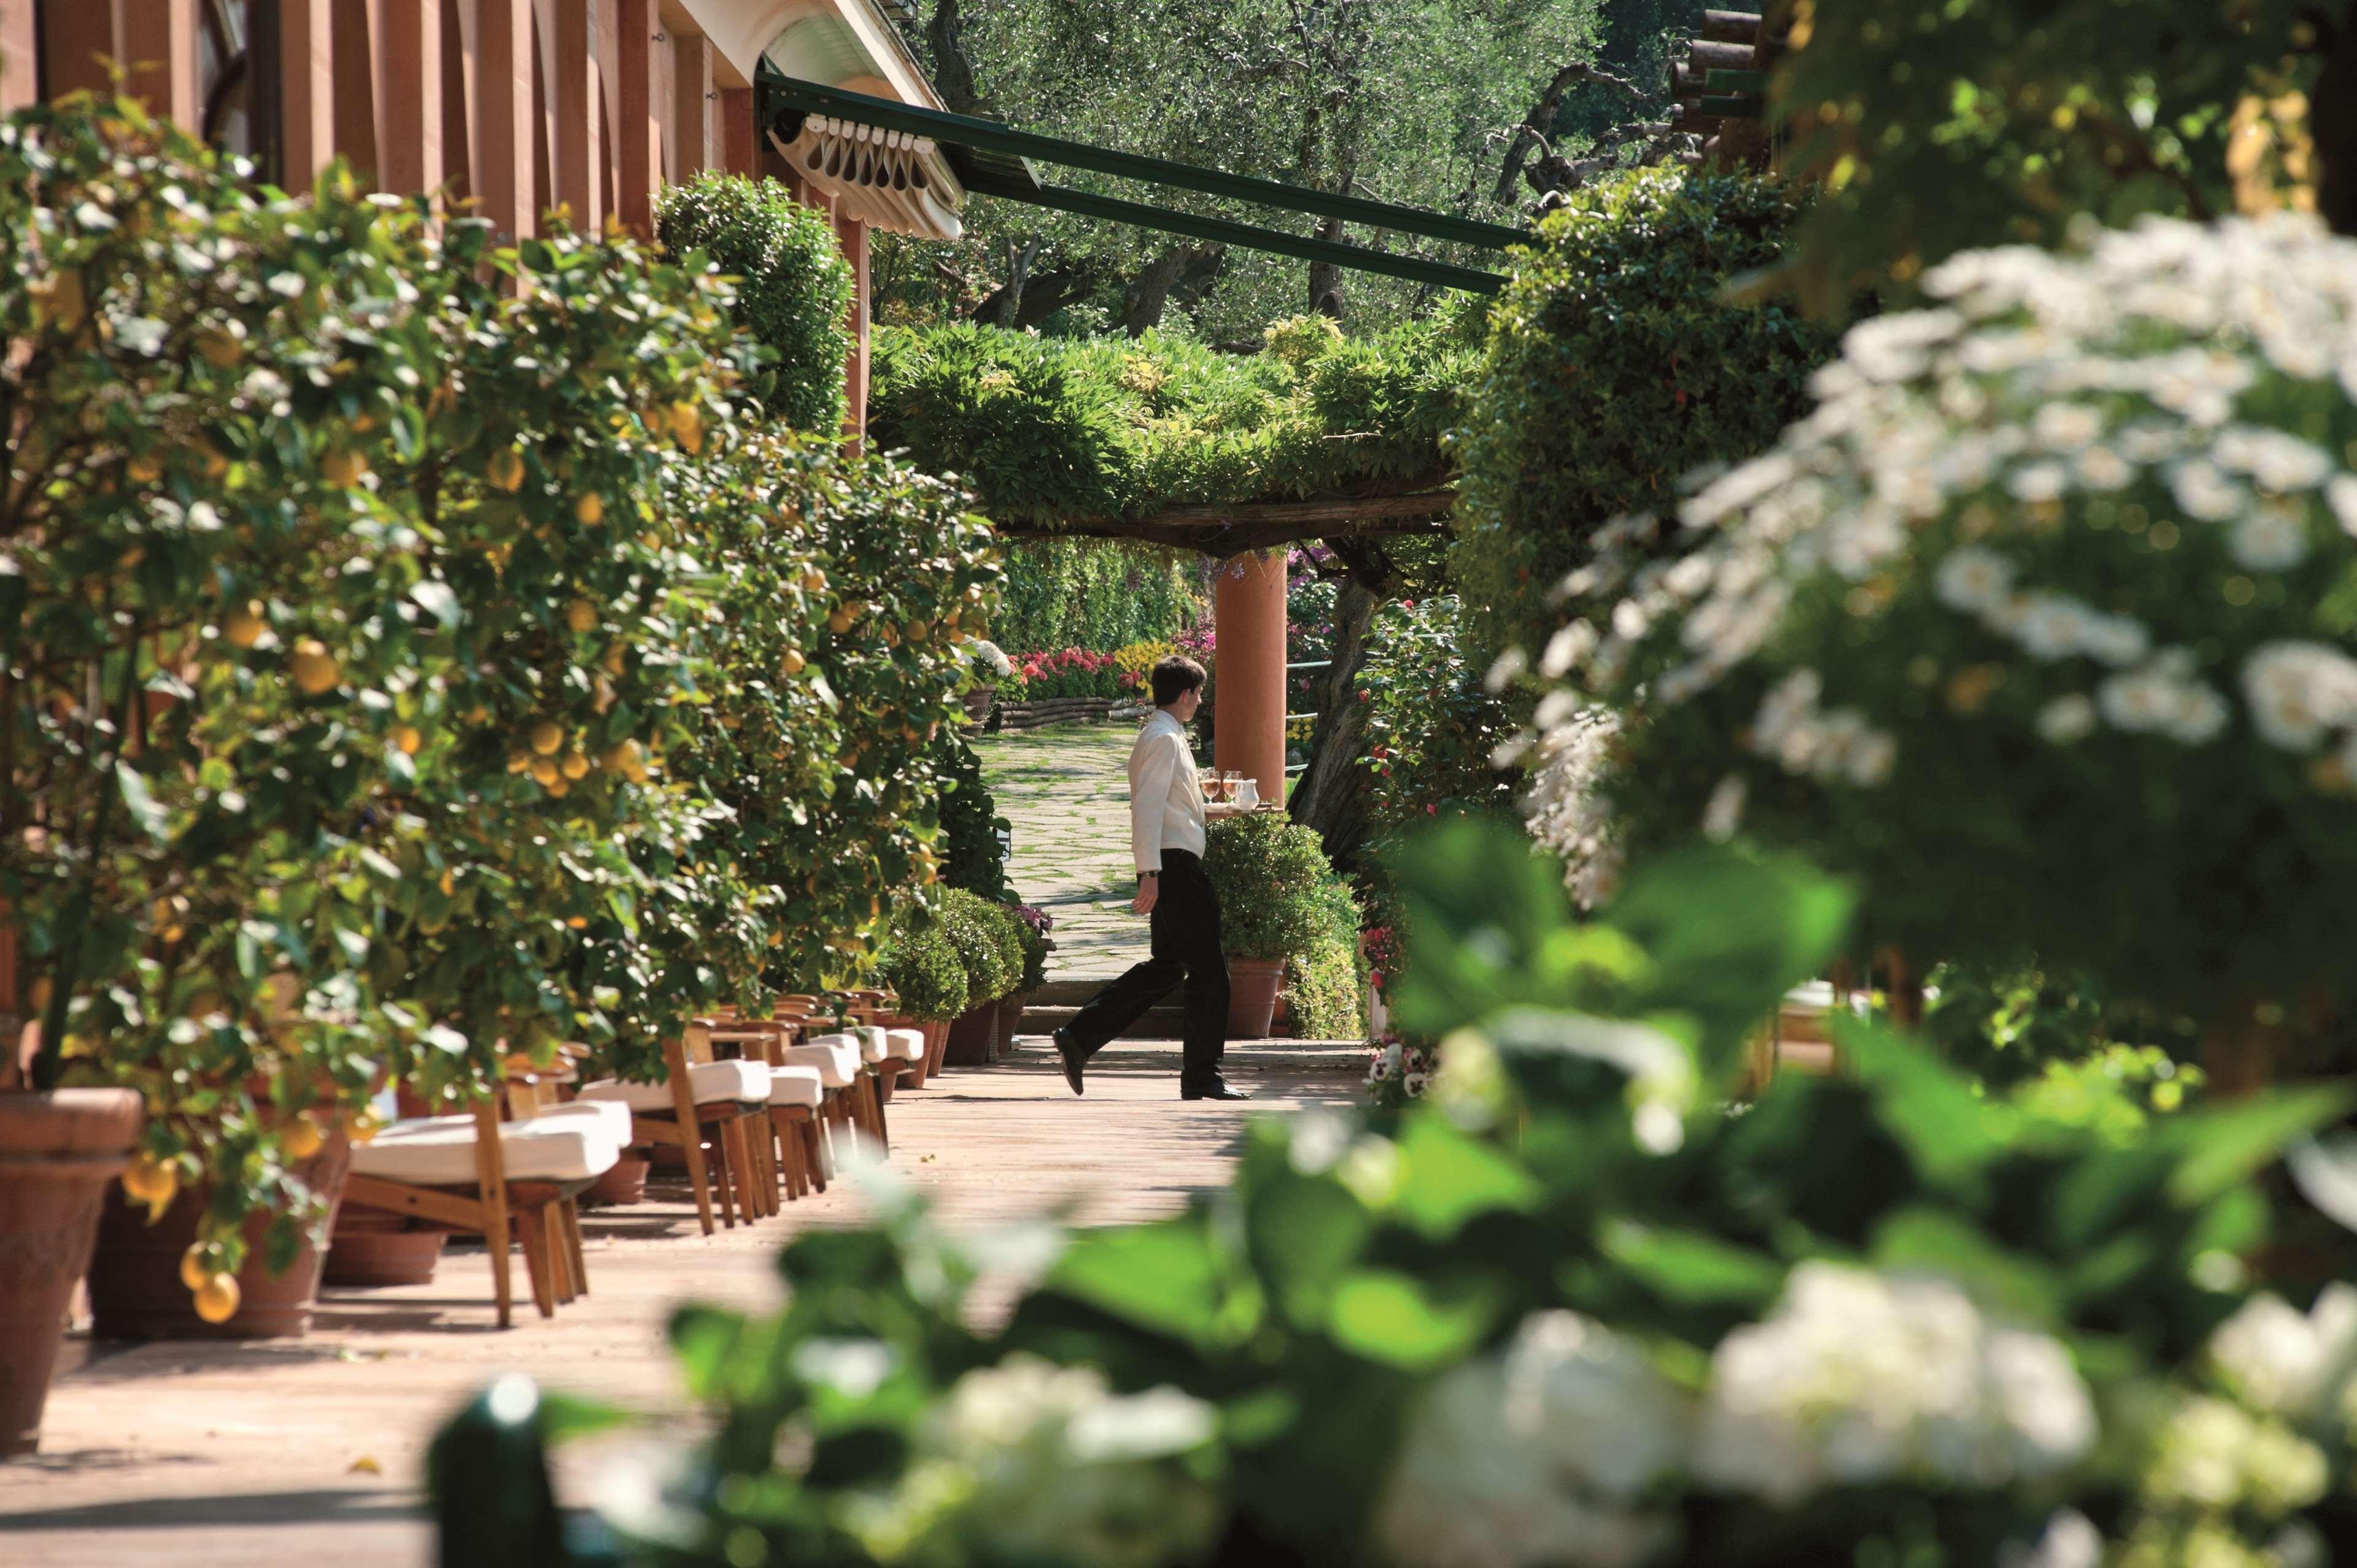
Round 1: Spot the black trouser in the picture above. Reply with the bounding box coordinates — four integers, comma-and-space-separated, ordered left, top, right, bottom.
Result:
1065, 849, 1229, 1087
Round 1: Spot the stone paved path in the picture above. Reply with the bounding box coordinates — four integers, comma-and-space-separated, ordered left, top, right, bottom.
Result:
977, 721, 1151, 983
1, 1039, 1363, 1566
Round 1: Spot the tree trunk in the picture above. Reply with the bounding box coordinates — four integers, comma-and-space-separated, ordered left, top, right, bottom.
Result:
1307, 214, 1347, 319
2316, 4, 2357, 238
926, 0, 983, 115
1121, 245, 1194, 337
975, 237, 1040, 327
1012, 268, 1097, 328
1288, 551, 1387, 871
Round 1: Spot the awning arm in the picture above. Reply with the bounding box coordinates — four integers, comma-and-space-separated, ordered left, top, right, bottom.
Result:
756, 66, 1528, 255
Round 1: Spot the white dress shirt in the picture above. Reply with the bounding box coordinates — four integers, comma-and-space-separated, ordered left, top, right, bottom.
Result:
1128, 708, 1206, 873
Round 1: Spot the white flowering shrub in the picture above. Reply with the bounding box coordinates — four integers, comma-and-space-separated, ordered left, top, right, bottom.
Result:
1528, 215, 2357, 1031
1363, 1033, 1438, 1110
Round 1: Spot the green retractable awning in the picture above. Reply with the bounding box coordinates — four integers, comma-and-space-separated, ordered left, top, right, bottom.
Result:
756, 68, 1520, 294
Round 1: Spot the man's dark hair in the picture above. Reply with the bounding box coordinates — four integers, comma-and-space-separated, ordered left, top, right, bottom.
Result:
1150, 654, 1207, 708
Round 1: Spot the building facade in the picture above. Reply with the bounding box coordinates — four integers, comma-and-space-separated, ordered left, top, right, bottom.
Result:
0, 0, 969, 438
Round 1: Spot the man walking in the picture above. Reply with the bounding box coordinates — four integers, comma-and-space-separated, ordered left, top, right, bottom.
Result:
1051, 655, 1250, 1100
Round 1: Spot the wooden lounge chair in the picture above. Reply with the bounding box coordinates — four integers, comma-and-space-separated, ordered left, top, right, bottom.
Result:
576, 1027, 769, 1237
342, 1099, 624, 1327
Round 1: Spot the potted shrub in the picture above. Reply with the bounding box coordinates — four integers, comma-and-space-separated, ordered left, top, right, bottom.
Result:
878, 896, 970, 1077
961, 639, 1012, 723
1203, 814, 1350, 1037
940, 890, 1017, 1065
0, 105, 473, 1358
988, 902, 1042, 1053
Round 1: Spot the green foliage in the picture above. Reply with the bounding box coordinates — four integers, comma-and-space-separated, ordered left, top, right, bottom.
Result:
656, 172, 854, 432
491, 817, 2357, 1567
869, 314, 1473, 528
931, 734, 1011, 901
991, 538, 1201, 653
1202, 813, 1355, 963
939, 889, 1019, 1006
877, 898, 971, 1024
1770, 0, 2320, 314
1449, 169, 1835, 663
1281, 932, 1367, 1041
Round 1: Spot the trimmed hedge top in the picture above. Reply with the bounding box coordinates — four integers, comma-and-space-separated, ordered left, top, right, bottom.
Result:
657, 172, 854, 434
867, 312, 1477, 528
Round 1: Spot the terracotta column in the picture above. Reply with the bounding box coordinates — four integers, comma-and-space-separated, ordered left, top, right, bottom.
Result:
1, 0, 40, 113
611, 0, 668, 235
552, 0, 601, 228
1212, 550, 1288, 805
835, 210, 869, 445
41, 7, 117, 100
279, 0, 337, 187
118, 0, 201, 129
718, 83, 754, 174
670, 28, 716, 176
373, 0, 443, 196
471, 0, 537, 238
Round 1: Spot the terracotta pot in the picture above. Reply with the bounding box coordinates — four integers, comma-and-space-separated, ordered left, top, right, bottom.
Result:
961, 686, 996, 722
1226, 957, 1286, 1039
920, 1019, 951, 1077
582, 1153, 650, 1208
994, 997, 1024, 1054
943, 1002, 999, 1067
323, 1206, 445, 1288
87, 1131, 352, 1340
0, 1088, 144, 1457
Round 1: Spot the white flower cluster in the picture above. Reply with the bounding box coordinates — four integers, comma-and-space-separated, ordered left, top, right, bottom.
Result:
1377, 1310, 1685, 1568
845, 1354, 1223, 1568
1375, 1265, 2099, 1568
1522, 214, 2357, 866
1695, 1263, 2096, 1504
1521, 705, 1625, 907
967, 638, 1014, 682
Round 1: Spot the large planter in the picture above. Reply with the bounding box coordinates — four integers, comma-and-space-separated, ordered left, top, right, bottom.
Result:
88, 1131, 352, 1340
994, 997, 1024, 1055
943, 1001, 1000, 1067
961, 686, 996, 723
323, 1206, 446, 1288
582, 1152, 650, 1208
1226, 957, 1287, 1040
0, 1088, 143, 1458
919, 1019, 951, 1078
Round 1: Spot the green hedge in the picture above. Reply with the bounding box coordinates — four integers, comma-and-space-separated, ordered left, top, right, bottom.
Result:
656, 172, 853, 433
1204, 813, 1359, 964
878, 898, 970, 1024
993, 537, 1201, 652
939, 888, 1019, 1006
932, 734, 1010, 901
868, 311, 1476, 529
1449, 169, 1835, 664
1281, 929, 1367, 1041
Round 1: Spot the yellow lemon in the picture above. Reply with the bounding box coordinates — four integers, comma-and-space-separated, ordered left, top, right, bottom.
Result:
288, 639, 341, 695
560, 751, 589, 781
194, 325, 244, 369
391, 724, 422, 755
127, 450, 164, 484
546, 774, 571, 798
827, 609, 854, 635
322, 448, 370, 488
904, 619, 931, 644
281, 1115, 325, 1162
574, 492, 604, 526
779, 649, 806, 676
485, 447, 526, 492
565, 916, 587, 930
123, 1153, 179, 1210
350, 1110, 382, 1144
802, 569, 827, 594
506, 752, 532, 774
530, 721, 565, 756
439, 867, 455, 896
529, 755, 560, 787
599, 740, 641, 774
193, 1272, 242, 1325
223, 603, 266, 648
179, 1244, 214, 1293
600, 644, 626, 677
667, 401, 703, 453
565, 600, 598, 635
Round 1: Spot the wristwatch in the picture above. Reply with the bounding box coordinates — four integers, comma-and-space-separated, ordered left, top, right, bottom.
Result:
1137, 870, 1158, 882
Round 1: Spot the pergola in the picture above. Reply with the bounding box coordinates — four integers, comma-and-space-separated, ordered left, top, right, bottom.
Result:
753, 64, 1509, 803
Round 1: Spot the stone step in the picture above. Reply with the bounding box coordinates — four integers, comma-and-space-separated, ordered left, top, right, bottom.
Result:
1017, 1002, 1192, 1040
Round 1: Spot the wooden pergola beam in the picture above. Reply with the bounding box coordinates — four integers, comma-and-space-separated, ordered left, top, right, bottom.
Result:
994, 486, 1457, 555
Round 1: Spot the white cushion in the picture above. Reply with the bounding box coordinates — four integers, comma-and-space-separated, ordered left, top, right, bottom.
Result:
576, 1058, 772, 1111
768, 1065, 825, 1109
791, 1035, 863, 1086
883, 1028, 926, 1062
352, 1116, 619, 1186
853, 1026, 891, 1064
536, 1099, 633, 1145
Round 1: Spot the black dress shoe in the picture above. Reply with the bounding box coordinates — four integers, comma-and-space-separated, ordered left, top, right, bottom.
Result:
1051, 1028, 1086, 1096
1180, 1080, 1251, 1101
